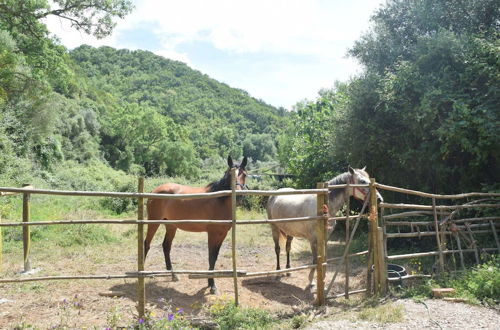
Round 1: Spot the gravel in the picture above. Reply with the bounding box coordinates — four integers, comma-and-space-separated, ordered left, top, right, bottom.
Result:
307, 299, 500, 329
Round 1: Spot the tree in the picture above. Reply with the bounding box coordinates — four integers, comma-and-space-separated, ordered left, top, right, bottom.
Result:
0, 0, 133, 39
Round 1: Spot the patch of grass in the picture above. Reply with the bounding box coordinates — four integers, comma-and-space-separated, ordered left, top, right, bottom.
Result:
399, 256, 500, 305
209, 297, 275, 329
357, 302, 404, 324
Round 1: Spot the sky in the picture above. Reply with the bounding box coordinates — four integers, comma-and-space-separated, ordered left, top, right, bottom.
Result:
46, 0, 386, 110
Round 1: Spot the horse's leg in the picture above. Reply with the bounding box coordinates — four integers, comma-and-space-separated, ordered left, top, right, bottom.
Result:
307, 239, 318, 289
271, 225, 281, 271
144, 223, 160, 260
285, 235, 293, 276
162, 224, 178, 281
207, 230, 229, 294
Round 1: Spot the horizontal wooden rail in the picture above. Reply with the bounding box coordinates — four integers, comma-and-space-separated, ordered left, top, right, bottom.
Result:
386, 229, 495, 238
0, 185, 34, 197
457, 223, 500, 230
387, 274, 432, 282
383, 211, 449, 219
329, 214, 368, 221
328, 289, 367, 299
0, 274, 140, 283
0, 187, 336, 199
0, 269, 251, 283
381, 202, 500, 211
244, 263, 323, 277
0, 216, 326, 227
238, 184, 368, 196
451, 217, 500, 224
375, 183, 500, 199
386, 220, 434, 226
387, 248, 497, 260
0, 185, 370, 200
327, 250, 369, 263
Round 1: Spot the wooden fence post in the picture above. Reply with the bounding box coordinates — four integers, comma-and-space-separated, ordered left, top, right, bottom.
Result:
22, 184, 32, 272
432, 198, 445, 272
137, 177, 146, 319
344, 180, 350, 299
368, 178, 386, 295
0, 212, 3, 272
315, 182, 326, 306
377, 227, 387, 295
230, 168, 239, 306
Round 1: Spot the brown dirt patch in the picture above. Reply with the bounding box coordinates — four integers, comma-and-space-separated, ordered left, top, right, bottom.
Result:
0, 225, 366, 328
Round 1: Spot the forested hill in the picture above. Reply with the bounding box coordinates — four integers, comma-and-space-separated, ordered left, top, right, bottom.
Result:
68, 46, 287, 177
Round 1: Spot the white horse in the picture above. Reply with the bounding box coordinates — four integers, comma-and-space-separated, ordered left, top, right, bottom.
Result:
266, 166, 383, 288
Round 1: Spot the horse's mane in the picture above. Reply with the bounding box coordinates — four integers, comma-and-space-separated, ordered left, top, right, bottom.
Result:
327, 171, 351, 199
328, 172, 350, 186
206, 169, 233, 192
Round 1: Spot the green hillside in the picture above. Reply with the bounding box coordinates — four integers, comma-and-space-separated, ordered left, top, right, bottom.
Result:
68, 46, 288, 177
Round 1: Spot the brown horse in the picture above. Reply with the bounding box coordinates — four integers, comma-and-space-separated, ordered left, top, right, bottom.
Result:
144, 155, 248, 294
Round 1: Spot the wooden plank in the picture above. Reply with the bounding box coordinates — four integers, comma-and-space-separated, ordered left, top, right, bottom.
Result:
375, 183, 500, 199
137, 177, 145, 319
432, 198, 445, 272
377, 227, 387, 295
0, 216, 324, 227
231, 168, 239, 306
490, 220, 500, 253
22, 184, 32, 272
315, 182, 327, 306
344, 180, 350, 299
381, 203, 500, 211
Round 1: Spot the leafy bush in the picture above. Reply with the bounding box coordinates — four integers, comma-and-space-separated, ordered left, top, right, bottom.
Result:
209, 299, 274, 329
449, 257, 500, 304
401, 257, 500, 304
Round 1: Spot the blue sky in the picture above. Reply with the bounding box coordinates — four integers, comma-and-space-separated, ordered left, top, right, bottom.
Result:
46, 0, 386, 110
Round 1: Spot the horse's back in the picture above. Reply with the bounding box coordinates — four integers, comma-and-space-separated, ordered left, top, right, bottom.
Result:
267, 188, 316, 219
267, 188, 317, 239
147, 182, 231, 231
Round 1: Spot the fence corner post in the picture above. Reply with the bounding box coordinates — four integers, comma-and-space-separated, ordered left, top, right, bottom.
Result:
315, 182, 327, 306
137, 177, 146, 319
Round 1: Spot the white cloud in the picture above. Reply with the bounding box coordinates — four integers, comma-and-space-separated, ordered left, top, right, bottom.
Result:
46, 0, 385, 108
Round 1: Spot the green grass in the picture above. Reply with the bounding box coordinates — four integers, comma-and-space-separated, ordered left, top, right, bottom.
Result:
400, 256, 500, 305
357, 303, 404, 324
209, 298, 275, 330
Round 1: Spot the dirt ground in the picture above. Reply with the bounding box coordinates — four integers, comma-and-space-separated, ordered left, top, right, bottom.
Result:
1, 226, 497, 329
0, 225, 365, 329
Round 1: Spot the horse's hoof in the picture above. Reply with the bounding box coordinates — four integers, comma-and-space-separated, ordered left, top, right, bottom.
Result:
306, 283, 316, 291
286, 272, 292, 277
209, 286, 219, 295
172, 275, 179, 282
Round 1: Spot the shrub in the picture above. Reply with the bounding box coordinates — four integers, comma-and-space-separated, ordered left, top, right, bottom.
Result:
209, 299, 274, 329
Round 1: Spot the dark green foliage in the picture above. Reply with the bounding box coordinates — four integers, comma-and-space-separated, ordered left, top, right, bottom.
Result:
210, 301, 275, 330
279, 0, 499, 194
70, 45, 287, 168
401, 257, 500, 305
0, 0, 288, 196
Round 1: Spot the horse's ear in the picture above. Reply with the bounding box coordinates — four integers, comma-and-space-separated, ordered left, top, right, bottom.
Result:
241, 156, 248, 169
348, 165, 354, 174
227, 155, 233, 168
362, 166, 366, 171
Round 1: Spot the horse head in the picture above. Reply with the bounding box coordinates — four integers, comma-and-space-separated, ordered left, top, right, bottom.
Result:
227, 155, 248, 191
348, 166, 383, 203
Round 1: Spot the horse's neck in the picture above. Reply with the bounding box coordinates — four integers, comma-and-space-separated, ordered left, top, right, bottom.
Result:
328, 172, 350, 214
329, 192, 347, 214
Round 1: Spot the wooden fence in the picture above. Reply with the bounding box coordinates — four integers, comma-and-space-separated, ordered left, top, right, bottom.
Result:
4, 177, 495, 318
0, 171, 382, 318
376, 183, 500, 281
